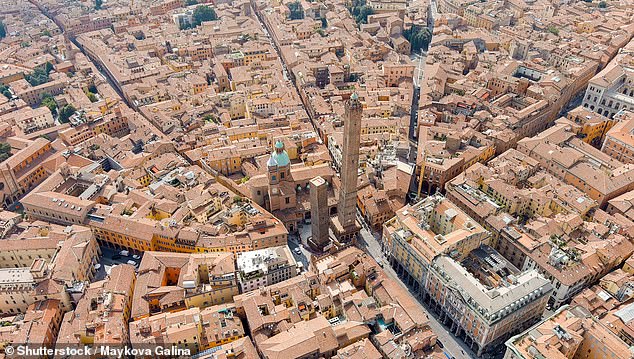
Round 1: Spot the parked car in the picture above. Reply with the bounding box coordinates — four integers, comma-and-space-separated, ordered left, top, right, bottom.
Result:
127, 260, 137, 267
94, 263, 101, 270
294, 248, 302, 255
132, 254, 141, 260
119, 250, 129, 257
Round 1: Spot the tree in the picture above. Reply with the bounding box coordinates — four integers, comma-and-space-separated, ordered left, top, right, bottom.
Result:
59, 105, 76, 123
598, 1, 607, 7
288, 1, 304, 20
0, 84, 11, 99
404, 25, 431, 53
86, 92, 98, 102
347, 0, 374, 25
95, 0, 103, 10
321, 18, 328, 29
0, 142, 10, 163
41, 94, 58, 114
25, 62, 54, 87
203, 114, 219, 124
547, 26, 559, 36
356, 5, 374, 24
185, 0, 198, 5
192, 5, 218, 27
0, 20, 5, 39
41, 30, 52, 37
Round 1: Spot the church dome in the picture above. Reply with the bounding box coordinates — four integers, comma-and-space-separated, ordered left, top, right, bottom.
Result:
271, 150, 290, 167
269, 140, 290, 167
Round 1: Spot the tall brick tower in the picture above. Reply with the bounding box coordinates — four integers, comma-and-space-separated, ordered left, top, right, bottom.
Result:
308, 176, 329, 251
333, 93, 362, 243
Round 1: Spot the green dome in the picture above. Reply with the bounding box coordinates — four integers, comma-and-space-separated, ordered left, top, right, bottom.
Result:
271, 150, 290, 167
275, 140, 284, 149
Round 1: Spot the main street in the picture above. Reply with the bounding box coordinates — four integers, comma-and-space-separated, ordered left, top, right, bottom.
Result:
356, 226, 477, 359
355, 208, 476, 359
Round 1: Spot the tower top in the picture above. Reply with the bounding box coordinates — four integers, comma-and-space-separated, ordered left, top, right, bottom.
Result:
346, 92, 362, 112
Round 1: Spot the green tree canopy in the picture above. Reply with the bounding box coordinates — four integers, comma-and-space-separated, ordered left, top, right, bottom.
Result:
25, 62, 54, 87
288, 1, 304, 20
0, 20, 5, 39
95, 0, 103, 10
598, 1, 607, 7
41, 94, 58, 114
347, 0, 374, 25
547, 26, 559, 36
59, 104, 76, 123
86, 92, 98, 102
0, 84, 11, 99
203, 114, 220, 124
404, 25, 431, 53
0, 142, 11, 163
185, 0, 198, 5
192, 5, 218, 27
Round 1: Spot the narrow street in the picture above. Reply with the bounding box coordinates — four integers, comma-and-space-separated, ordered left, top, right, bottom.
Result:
356, 226, 477, 359
28, 0, 168, 141
251, 5, 319, 133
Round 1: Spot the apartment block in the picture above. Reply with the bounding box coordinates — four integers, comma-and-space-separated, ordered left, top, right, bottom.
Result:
498, 213, 634, 308
236, 245, 299, 293
425, 246, 552, 356
504, 305, 633, 359
602, 111, 634, 164
129, 304, 245, 355
56, 264, 136, 347
382, 194, 490, 296
0, 299, 64, 352
582, 41, 634, 119
131, 251, 238, 320
0, 224, 100, 316
517, 123, 634, 207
